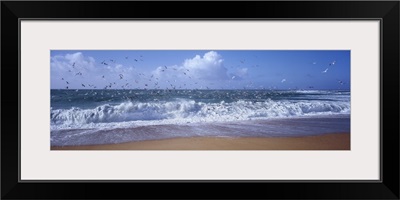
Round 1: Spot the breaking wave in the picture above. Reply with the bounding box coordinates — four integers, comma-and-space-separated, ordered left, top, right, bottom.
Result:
51, 99, 350, 130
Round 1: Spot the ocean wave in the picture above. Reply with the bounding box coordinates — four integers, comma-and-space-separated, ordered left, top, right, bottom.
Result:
290, 90, 350, 95
50, 99, 350, 130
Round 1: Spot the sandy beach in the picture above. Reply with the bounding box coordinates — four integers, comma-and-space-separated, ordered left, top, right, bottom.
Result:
51, 132, 350, 150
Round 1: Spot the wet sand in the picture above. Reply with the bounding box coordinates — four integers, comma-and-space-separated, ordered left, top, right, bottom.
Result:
51, 133, 350, 150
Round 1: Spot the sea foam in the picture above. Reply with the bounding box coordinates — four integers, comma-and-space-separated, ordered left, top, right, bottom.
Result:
51, 99, 350, 130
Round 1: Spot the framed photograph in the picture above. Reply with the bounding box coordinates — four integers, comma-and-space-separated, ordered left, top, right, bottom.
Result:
2, 1, 399, 199
49, 49, 351, 151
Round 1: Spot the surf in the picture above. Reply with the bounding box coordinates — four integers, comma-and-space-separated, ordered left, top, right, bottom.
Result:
51, 98, 350, 130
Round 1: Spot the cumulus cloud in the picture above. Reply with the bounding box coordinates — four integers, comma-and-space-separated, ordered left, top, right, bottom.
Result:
51, 52, 96, 73
182, 51, 229, 80
51, 52, 136, 89
152, 51, 229, 82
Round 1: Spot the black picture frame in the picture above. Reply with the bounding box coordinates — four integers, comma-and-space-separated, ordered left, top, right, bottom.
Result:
2, 1, 399, 199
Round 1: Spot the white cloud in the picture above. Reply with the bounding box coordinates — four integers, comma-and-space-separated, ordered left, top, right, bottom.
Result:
51, 52, 138, 89
149, 51, 256, 89
152, 51, 231, 83
182, 51, 229, 80
51, 52, 96, 74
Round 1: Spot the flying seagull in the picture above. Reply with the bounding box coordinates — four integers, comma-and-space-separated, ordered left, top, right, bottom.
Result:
322, 68, 329, 73
337, 80, 345, 85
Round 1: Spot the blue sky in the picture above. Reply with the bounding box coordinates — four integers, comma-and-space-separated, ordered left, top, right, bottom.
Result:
50, 50, 350, 90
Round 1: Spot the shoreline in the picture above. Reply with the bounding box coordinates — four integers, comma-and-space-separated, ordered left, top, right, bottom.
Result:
51, 132, 350, 150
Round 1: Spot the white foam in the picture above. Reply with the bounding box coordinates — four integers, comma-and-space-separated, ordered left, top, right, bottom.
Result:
51, 99, 350, 130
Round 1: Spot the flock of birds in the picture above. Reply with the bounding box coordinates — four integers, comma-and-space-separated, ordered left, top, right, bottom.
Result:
59, 56, 346, 91
319, 60, 346, 86
61, 55, 204, 91
281, 60, 345, 89
321, 60, 335, 73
